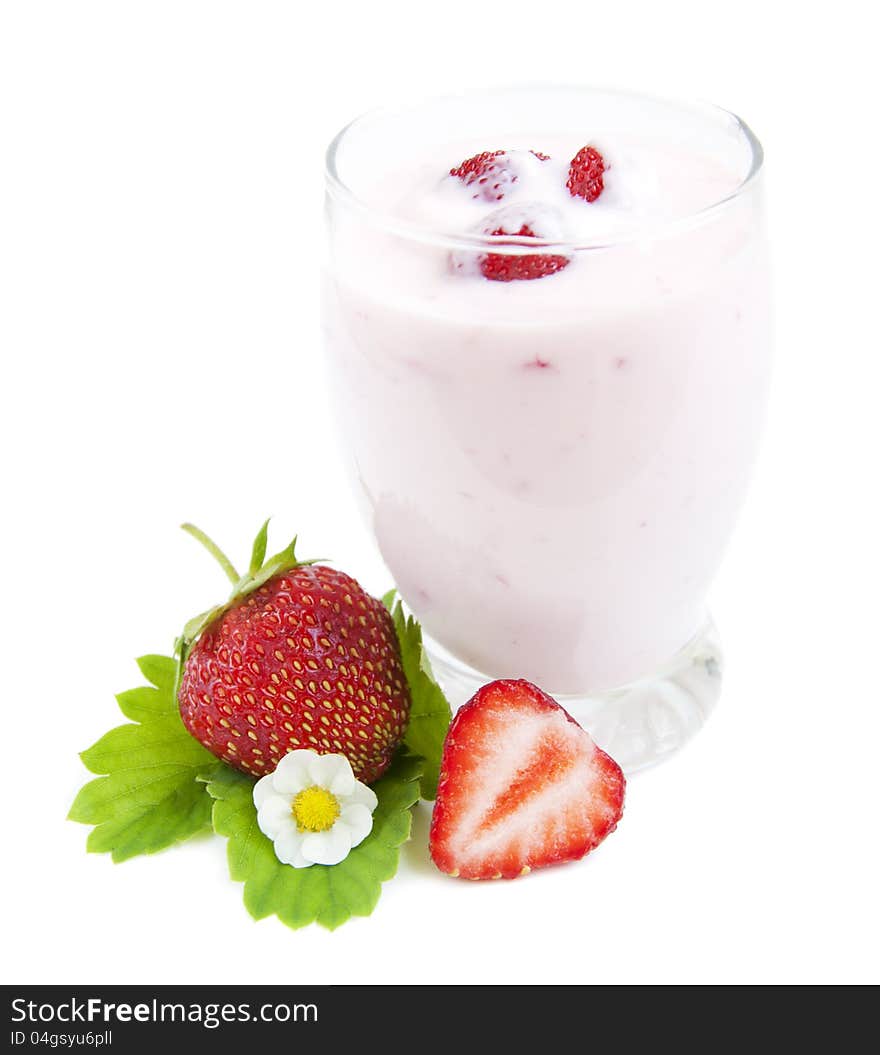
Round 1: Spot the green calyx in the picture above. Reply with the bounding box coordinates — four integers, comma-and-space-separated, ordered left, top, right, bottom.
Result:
173, 519, 320, 684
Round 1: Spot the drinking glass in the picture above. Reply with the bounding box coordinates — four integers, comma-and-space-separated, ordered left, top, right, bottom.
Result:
323, 86, 771, 770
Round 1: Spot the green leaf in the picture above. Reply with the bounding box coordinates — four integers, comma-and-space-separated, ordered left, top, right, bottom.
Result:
115, 686, 165, 723
206, 751, 423, 930
386, 592, 452, 800
69, 656, 219, 862
136, 654, 177, 694
248, 518, 271, 575
79, 716, 218, 774
241, 535, 301, 596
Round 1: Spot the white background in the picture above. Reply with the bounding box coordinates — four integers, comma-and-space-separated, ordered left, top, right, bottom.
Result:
2, 0, 878, 986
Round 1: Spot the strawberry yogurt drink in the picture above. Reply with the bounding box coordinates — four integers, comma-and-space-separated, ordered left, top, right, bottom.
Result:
323, 87, 771, 769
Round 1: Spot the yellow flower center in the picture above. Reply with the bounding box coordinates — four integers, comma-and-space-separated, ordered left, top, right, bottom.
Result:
291, 785, 341, 833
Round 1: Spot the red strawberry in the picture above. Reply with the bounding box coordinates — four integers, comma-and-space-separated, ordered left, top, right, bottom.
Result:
471, 203, 570, 283
176, 522, 410, 783
567, 145, 607, 202
450, 149, 549, 202
429, 680, 624, 879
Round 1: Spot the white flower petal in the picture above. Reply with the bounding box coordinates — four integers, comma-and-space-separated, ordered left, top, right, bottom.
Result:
255, 749, 379, 871
327, 756, 357, 797
273, 827, 311, 868
347, 780, 379, 812
300, 824, 353, 866
307, 752, 347, 789
253, 773, 276, 809
339, 803, 374, 848
271, 816, 300, 839
271, 750, 316, 794
256, 795, 294, 838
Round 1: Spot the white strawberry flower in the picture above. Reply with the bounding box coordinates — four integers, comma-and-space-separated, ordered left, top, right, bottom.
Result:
253, 749, 378, 868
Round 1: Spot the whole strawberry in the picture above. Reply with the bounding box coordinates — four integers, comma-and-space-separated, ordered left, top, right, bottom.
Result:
175, 522, 411, 783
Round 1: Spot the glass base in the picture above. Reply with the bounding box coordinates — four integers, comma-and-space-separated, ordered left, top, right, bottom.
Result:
425, 620, 723, 773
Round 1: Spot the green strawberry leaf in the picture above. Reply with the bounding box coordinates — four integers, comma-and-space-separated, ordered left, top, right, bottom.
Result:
69, 655, 220, 862
114, 685, 166, 723
135, 654, 177, 694
240, 535, 304, 597
248, 518, 270, 575
205, 750, 423, 930
385, 591, 452, 800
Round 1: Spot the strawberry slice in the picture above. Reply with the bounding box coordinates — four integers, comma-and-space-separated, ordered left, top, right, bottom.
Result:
429, 680, 625, 879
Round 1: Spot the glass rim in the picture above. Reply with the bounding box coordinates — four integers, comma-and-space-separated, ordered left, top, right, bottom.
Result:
324, 84, 764, 254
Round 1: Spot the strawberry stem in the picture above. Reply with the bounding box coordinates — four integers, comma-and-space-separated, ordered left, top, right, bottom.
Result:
181, 523, 240, 586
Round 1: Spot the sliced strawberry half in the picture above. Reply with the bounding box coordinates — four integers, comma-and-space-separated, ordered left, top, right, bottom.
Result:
429, 680, 625, 880
567, 145, 607, 202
